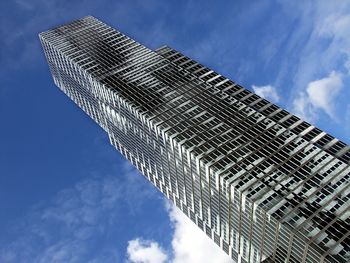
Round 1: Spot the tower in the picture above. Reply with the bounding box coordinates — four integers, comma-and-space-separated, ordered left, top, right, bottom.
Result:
40, 16, 350, 263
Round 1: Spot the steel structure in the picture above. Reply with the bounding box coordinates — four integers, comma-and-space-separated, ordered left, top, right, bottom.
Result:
40, 16, 350, 263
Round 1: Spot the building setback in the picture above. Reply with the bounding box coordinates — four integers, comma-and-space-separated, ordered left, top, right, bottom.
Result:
39, 16, 350, 263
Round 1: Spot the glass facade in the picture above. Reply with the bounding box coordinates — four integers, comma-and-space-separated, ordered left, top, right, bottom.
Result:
40, 16, 350, 263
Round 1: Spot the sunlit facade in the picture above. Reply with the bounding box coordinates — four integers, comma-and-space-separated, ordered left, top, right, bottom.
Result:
40, 16, 350, 263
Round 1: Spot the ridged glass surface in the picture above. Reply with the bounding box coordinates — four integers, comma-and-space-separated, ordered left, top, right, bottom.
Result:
40, 16, 350, 263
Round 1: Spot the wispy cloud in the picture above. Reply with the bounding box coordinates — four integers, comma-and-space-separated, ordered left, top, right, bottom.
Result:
0, 163, 156, 263
292, 91, 317, 123
276, 2, 350, 125
252, 85, 280, 103
346, 105, 350, 138
15, 175, 234, 263
316, 11, 350, 73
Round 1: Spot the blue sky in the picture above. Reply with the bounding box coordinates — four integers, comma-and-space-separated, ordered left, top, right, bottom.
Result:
1, 1, 350, 262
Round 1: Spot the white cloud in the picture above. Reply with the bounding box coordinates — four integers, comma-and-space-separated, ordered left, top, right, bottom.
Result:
127, 239, 168, 263
169, 205, 234, 263
292, 71, 343, 122
252, 85, 280, 103
306, 71, 343, 118
126, 203, 234, 263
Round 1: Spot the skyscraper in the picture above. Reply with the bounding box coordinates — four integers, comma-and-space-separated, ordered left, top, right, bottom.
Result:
39, 16, 350, 263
